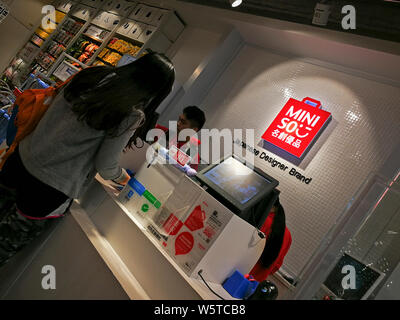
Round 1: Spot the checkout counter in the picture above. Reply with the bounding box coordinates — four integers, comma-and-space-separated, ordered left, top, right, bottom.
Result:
75, 143, 280, 299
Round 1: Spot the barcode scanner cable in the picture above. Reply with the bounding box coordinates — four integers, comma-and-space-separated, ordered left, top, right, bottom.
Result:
197, 270, 225, 300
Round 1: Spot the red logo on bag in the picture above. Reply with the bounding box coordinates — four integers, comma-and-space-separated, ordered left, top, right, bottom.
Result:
262, 97, 331, 158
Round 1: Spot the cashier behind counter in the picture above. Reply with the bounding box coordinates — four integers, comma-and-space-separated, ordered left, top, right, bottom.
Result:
153, 106, 206, 171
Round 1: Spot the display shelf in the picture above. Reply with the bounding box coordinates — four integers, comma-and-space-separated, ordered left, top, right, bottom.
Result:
49, 51, 64, 61
63, 22, 112, 66
113, 30, 144, 47
50, 38, 69, 47
29, 41, 42, 49
105, 36, 142, 55
34, 28, 51, 40
128, 3, 185, 42
102, 0, 137, 17
70, 3, 97, 22
46, 17, 94, 76
91, 10, 122, 30
59, 16, 85, 35
55, 0, 76, 14
1, 1, 78, 86
61, 26, 80, 35
3, 0, 185, 87
53, 58, 83, 82
64, 52, 89, 67
40, 51, 58, 61
33, 58, 54, 71
81, 32, 105, 43
104, 46, 125, 56
33, 33, 47, 42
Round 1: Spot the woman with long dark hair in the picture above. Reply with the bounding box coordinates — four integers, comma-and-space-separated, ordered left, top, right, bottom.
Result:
0, 52, 175, 267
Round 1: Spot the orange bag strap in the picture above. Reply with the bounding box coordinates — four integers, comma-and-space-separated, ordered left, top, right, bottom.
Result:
0, 74, 77, 170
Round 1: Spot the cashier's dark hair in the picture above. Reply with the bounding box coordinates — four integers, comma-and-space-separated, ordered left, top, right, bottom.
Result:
64, 52, 175, 140
259, 198, 286, 270
183, 106, 206, 130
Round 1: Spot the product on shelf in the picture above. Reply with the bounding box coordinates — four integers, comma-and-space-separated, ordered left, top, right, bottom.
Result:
46, 41, 66, 59
36, 52, 56, 69
55, 10, 66, 24
92, 60, 106, 66
62, 18, 84, 35
4, 67, 14, 80
35, 28, 51, 40
84, 25, 110, 42
96, 37, 141, 67
31, 34, 44, 47
98, 48, 110, 59
19, 42, 41, 62
103, 52, 122, 66
10, 58, 25, 69
79, 42, 99, 63
53, 29, 74, 46
65, 57, 84, 70
108, 37, 141, 56
41, 25, 57, 35
67, 37, 100, 64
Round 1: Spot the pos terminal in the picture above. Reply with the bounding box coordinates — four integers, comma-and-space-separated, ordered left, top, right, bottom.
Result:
195, 154, 280, 229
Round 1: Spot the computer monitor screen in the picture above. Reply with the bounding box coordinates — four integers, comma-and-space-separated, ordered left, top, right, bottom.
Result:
203, 157, 272, 205
323, 253, 385, 300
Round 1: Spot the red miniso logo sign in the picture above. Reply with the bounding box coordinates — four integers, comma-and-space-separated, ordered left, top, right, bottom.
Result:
262, 97, 332, 158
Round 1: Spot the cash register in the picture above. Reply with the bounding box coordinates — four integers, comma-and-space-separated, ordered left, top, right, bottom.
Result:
195, 154, 280, 229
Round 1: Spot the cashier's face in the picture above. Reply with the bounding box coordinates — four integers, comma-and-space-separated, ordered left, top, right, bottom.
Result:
177, 113, 198, 134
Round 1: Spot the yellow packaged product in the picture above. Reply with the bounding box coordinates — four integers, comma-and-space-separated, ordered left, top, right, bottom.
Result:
93, 60, 105, 66
112, 40, 122, 52
35, 28, 50, 39
105, 52, 122, 66
55, 10, 66, 23
98, 48, 110, 59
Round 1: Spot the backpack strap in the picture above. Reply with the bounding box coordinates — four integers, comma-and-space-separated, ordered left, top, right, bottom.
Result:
0, 75, 77, 169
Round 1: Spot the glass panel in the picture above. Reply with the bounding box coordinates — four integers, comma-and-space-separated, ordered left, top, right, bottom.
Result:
312, 175, 400, 300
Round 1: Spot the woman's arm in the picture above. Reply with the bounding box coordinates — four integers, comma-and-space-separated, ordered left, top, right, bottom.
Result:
95, 113, 143, 183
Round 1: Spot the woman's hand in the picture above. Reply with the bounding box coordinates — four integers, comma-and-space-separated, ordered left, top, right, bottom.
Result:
111, 168, 130, 187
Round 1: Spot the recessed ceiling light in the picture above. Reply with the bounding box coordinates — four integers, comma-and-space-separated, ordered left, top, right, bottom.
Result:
230, 0, 243, 8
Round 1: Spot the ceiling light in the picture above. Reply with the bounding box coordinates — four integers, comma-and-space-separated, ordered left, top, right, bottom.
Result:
230, 0, 243, 8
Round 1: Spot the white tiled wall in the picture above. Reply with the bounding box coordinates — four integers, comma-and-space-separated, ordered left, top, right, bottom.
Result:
198, 45, 400, 276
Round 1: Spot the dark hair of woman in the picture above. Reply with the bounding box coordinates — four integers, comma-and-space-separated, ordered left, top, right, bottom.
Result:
259, 198, 286, 269
63, 52, 175, 142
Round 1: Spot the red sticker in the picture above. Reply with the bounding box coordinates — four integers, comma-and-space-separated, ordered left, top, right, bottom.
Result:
162, 213, 184, 236
184, 205, 205, 232
203, 226, 215, 239
175, 232, 194, 256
